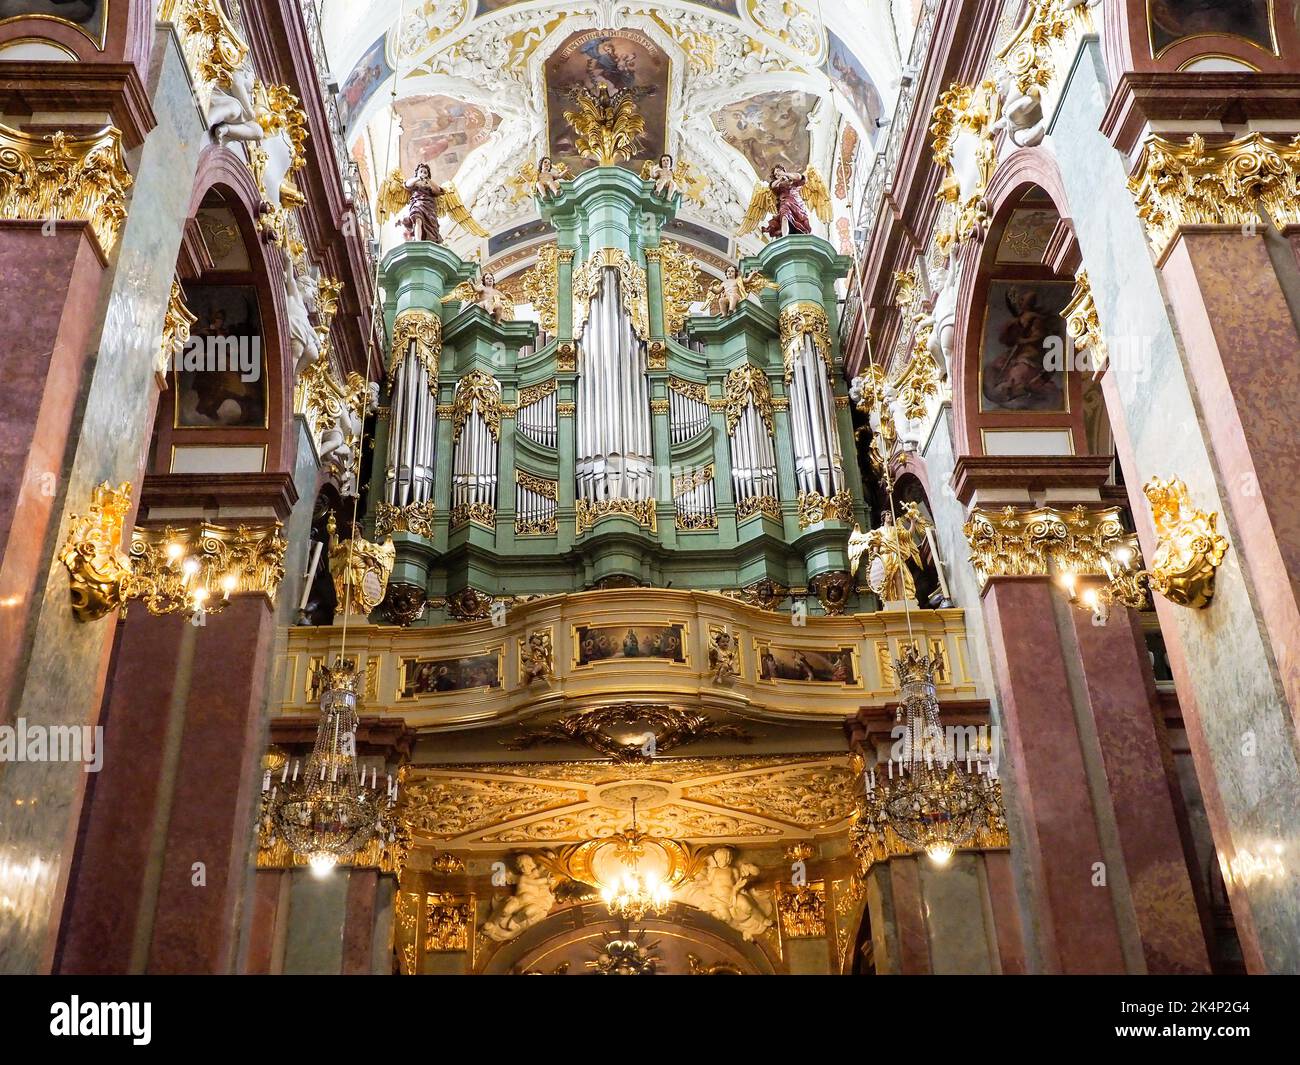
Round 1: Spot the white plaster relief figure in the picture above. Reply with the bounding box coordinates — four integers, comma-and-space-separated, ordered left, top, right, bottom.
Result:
677, 846, 774, 940
319, 383, 379, 498
208, 63, 264, 147
479, 854, 556, 941
284, 263, 321, 375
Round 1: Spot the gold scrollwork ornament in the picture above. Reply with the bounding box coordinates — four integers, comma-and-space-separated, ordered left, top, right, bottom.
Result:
1143, 477, 1229, 609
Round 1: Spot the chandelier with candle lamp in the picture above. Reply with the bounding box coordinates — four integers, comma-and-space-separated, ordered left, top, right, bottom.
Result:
600, 798, 672, 922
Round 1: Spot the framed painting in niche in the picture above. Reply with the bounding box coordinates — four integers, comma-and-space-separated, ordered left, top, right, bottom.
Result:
1148, 0, 1275, 57
0, 0, 109, 48
978, 280, 1071, 414
173, 285, 268, 429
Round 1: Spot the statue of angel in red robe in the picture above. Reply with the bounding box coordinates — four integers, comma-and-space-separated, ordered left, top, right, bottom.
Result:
739, 164, 832, 241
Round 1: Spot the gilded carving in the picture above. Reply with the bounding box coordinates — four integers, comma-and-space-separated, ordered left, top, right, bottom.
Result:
0, 125, 133, 255
575, 497, 656, 535
506, 705, 750, 763
1143, 477, 1229, 609
157, 280, 197, 378
520, 243, 559, 334
374, 500, 437, 539
389, 308, 442, 382
451, 371, 502, 443
329, 527, 396, 615
723, 364, 775, 435
778, 301, 833, 382
778, 882, 827, 938
963, 504, 1131, 588
425, 893, 473, 953
126, 521, 287, 616
797, 489, 854, 529
929, 80, 1000, 251
519, 629, 557, 684
736, 495, 781, 524
573, 247, 649, 340
58, 482, 135, 622
1062, 270, 1106, 373
655, 239, 701, 335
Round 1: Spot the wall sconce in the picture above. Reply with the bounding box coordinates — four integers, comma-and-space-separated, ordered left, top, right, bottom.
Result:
1057, 537, 1148, 623
57, 481, 135, 622
1143, 476, 1229, 609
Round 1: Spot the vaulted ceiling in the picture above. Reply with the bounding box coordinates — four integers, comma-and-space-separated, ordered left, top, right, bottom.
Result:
321, 0, 903, 274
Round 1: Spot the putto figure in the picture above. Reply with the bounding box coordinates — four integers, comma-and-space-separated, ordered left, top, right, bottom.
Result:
479, 855, 556, 942
442, 270, 514, 322
706, 264, 775, 316
739, 164, 832, 240
641, 154, 706, 203
378, 162, 488, 244
520, 630, 556, 684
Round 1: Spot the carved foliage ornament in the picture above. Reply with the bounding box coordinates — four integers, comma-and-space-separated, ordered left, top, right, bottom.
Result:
0, 125, 133, 255
654, 240, 701, 336
374, 500, 437, 539
164, 0, 250, 89
963, 504, 1130, 588
929, 80, 1000, 252
778, 301, 833, 382
574, 247, 649, 340
797, 489, 854, 529
506, 705, 751, 764
723, 364, 775, 435
519, 243, 559, 334
1062, 270, 1106, 373
157, 280, 197, 377
1129, 132, 1300, 259
995, 0, 1097, 97
1143, 477, 1229, 609
390, 309, 443, 382
451, 371, 502, 443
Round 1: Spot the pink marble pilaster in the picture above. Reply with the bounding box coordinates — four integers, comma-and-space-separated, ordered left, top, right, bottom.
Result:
341, 868, 379, 975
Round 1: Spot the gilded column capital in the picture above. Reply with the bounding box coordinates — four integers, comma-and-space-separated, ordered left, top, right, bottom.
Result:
963, 503, 1135, 588
0, 124, 133, 255
1128, 132, 1300, 259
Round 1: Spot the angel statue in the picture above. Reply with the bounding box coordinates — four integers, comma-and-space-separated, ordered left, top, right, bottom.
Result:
441, 270, 514, 323
378, 162, 488, 244
480, 855, 556, 942
641, 153, 705, 204
707, 628, 740, 685
534, 156, 570, 199
706, 264, 776, 317
739, 164, 832, 240
521, 630, 556, 684
852, 502, 932, 606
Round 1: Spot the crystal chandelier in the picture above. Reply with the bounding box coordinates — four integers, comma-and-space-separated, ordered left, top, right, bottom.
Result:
261, 661, 397, 875
600, 799, 672, 922
859, 646, 1001, 866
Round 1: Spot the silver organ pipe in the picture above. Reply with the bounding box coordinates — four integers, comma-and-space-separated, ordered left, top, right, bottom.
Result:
576, 266, 652, 502
517, 388, 557, 449
673, 464, 717, 530
728, 400, 778, 509
451, 376, 501, 517
668, 384, 710, 444
788, 335, 843, 497
385, 338, 436, 507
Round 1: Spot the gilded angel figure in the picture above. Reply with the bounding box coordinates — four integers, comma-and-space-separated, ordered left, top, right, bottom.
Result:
706, 264, 776, 316
849, 502, 932, 605
441, 270, 514, 323
510, 156, 571, 202
739, 164, 832, 240
377, 162, 488, 244
641, 153, 706, 203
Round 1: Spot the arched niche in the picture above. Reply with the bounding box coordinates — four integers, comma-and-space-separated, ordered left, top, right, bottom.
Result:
481, 902, 778, 976
148, 145, 296, 478
1103, 0, 1300, 79
0, 0, 152, 68
950, 149, 1112, 470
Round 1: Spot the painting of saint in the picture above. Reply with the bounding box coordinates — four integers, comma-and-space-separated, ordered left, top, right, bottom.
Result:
1149, 0, 1273, 55
574, 624, 687, 666
825, 32, 883, 137
396, 95, 500, 185
979, 281, 1069, 413
174, 286, 267, 429
545, 29, 669, 174
757, 644, 858, 685
401, 652, 502, 697
338, 34, 393, 135
0, 0, 103, 41
712, 92, 815, 179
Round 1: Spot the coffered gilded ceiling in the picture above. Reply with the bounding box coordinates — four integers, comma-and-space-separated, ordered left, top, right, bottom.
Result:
401, 755, 857, 848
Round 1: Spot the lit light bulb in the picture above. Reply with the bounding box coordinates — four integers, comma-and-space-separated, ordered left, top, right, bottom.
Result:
1112, 545, 1133, 567
166, 542, 184, 561
926, 841, 955, 866
192, 587, 209, 605
221, 573, 238, 599
308, 852, 337, 877
1058, 570, 1076, 598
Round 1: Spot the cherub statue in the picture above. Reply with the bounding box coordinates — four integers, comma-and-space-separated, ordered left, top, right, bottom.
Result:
677, 847, 774, 941
319, 382, 379, 497
521, 630, 556, 684
857, 502, 931, 605
526, 156, 570, 200
707, 629, 740, 685
739, 164, 832, 240
208, 62, 264, 147
377, 162, 488, 244
706, 264, 775, 317
480, 855, 556, 942
284, 260, 322, 375
640, 154, 706, 203
441, 270, 514, 323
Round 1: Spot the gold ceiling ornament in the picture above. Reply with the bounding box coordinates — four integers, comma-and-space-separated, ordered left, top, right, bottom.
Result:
402, 777, 585, 840
963, 503, 1134, 589
682, 764, 857, 827
127, 520, 287, 617
1062, 270, 1107, 375
797, 489, 854, 529
0, 125, 133, 256
505, 704, 751, 764
563, 84, 646, 166
995, 0, 1097, 97
156, 279, 197, 377
328, 520, 396, 616
519, 243, 559, 334
929, 80, 1000, 253
573, 247, 649, 340
451, 370, 502, 443
1143, 476, 1230, 609
722, 363, 775, 436
777, 881, 827, 938
778, 301, 833, 382
429, 851, 466, 875
654, 240, 702, 336
1128, 132, 1300, 259
389, 308, 443, 381
163, 0, 250, 89
374, 499, 437, 540
58, 482, 135, 622
575, 496, 657, 536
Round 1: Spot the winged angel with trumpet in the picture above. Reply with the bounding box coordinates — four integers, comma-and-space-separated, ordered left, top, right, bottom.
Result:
739, 164, 832, 240
378, 162, 487, 244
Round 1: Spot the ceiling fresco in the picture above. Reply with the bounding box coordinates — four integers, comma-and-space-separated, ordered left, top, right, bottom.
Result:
395, 94, 501, 184
712, 90, 817, 178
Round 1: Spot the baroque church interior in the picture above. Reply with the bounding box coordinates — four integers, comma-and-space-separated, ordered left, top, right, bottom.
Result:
2, 0, 1299, 987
